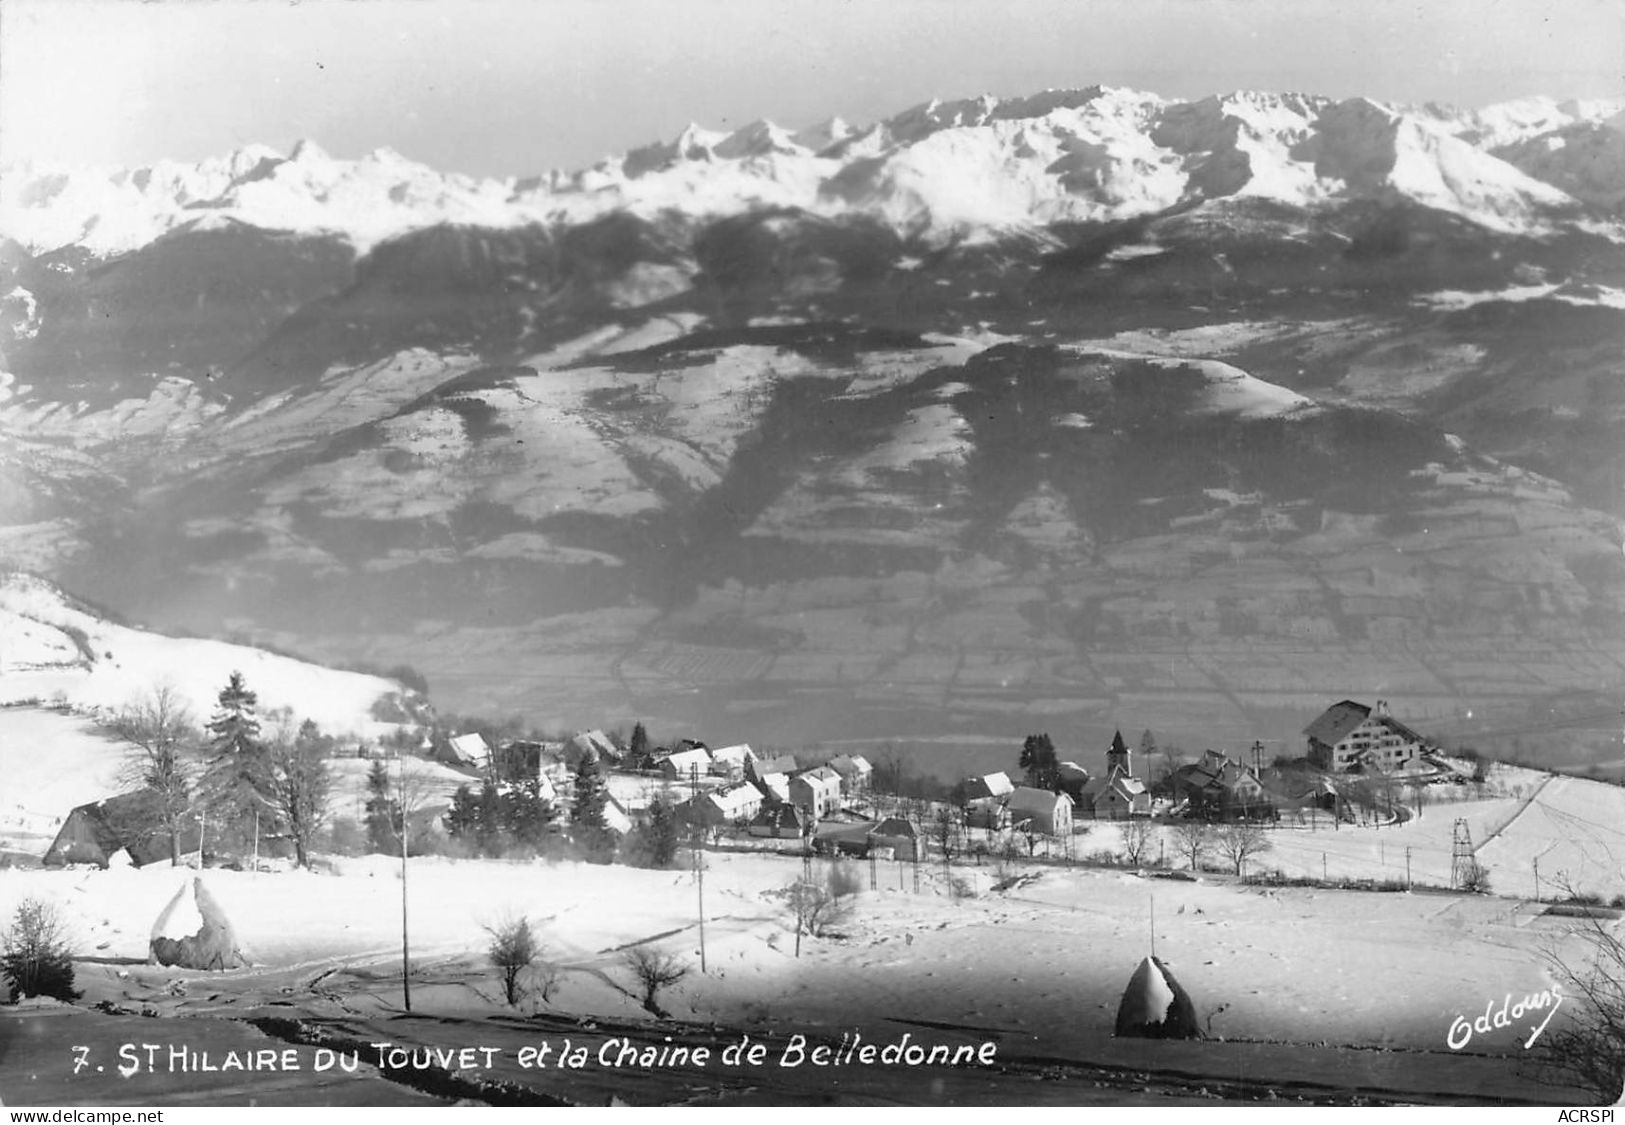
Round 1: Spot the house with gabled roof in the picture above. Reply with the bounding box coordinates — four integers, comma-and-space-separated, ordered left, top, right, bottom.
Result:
709, 743, 756, 780
868, 817, 921, 861
962, 772, 1015, 802
686, 783, 762, 829
492, 740, 570, 787
749, 753, 800, 782
962, 771, 1016, 830
1006, 787, 1074, 837
1172, 750, 1269, 821
827, 754, 874, 794
789, 766, 842, 819
660, 746, 713, 783
1305, 700, 1429, 773
749, 803, 808, 839
753, 771, 791, 805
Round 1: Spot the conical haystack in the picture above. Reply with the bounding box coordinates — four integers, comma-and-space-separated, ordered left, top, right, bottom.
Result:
149, 878, 248, 970
1114, 955, 1202, 1039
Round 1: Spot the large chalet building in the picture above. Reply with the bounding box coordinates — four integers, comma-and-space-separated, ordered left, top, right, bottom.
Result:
1304, 699, 1430, 772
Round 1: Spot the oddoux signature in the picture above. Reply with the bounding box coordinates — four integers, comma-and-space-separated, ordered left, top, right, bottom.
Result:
1447, 984, 1563, 1050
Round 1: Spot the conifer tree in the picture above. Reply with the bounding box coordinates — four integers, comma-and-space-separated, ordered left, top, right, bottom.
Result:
571, 752, 613, 862
629, 722, 651, 766
645, 793, 680, 868
198, 672, 275, 856
365, 760, 403, 853
1019, 733, 1059, 790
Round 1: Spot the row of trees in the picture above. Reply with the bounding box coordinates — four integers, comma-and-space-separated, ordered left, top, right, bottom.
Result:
441, 751, 683, 870
111, 673, 335, 869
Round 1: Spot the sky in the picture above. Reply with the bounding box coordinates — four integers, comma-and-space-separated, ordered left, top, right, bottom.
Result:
2, 0, 1623, 177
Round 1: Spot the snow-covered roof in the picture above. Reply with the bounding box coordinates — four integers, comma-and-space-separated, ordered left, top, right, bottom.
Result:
707, 785, 761, 817
828, 754, 873, 778
447, 732, 490, 766
755, 773, 791, 803
662, 747, 712, 776
711, 743, 755, 767
1007, 787, 1071, 816
964, 772, 1015, 800
794, 766, 842, 790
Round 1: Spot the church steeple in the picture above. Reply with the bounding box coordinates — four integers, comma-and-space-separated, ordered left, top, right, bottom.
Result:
1107, 729, 1131, 777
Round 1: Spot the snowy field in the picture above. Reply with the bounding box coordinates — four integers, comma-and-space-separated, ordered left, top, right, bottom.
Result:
6, 705, 1625, 1103
0, 708, 472, 861
0, 572, 410, 740
0, 848, 1601, 1054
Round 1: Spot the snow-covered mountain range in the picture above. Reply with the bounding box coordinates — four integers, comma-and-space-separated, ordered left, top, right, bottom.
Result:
4, 89, 1623, 257
2, 85, 1623, 758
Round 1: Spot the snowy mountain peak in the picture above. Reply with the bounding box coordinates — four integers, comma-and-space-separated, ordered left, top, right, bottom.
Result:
1, 86, 1616, 258
287, 138, 334, 165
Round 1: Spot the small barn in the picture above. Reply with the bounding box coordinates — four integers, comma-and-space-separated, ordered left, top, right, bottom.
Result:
44, 791, 200, 869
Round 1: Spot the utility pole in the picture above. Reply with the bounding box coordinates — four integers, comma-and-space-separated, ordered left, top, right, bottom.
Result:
1405, 846, 1412, 890
1534, 857, 1540, 902
398, 758, 411, 1012
691, 765, 706, 974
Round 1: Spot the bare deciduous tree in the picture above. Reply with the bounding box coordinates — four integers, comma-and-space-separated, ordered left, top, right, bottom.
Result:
1532, 882, 1625, 1102
109, 684, 198, 866
484, 912, 538, 1007
265, 712, 334, 869
1215, 821, 1272, 876
622, 947, 690, 1016
1120, 818, 1157, 867
1172, 820, 1212, 872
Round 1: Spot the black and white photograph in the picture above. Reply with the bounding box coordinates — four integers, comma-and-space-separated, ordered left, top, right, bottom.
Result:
2, 0, 1624, 1108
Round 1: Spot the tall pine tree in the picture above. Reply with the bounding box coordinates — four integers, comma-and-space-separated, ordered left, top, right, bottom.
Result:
571, 752, 614, 863
198, 672, 275, 857
364, 760, 403, 853
628, 722, 651, 768
1019, 733, 1059, 790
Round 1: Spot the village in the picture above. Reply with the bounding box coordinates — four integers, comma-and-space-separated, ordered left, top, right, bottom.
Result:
8, 664, 1625, 1106
413, 694, 1487, 876
33, 687, 1495, 894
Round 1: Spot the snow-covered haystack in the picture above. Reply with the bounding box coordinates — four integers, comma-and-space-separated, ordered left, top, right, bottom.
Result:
1114, 955, 1203, 1040
149, 877, 248, 971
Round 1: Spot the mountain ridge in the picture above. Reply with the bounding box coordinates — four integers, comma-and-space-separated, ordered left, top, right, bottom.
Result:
5, 88, 1623, 258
